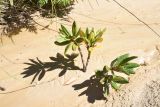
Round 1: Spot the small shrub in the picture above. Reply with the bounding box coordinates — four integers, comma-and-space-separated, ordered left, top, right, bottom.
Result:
55, 21, 106, 72
94, 54, 139, 97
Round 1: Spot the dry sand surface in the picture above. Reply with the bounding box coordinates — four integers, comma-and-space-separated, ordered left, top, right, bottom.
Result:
1, 0, 160, 107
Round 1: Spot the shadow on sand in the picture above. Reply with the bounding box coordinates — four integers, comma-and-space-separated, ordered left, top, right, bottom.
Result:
72, 76, 106, 103
21, 53, 83, 84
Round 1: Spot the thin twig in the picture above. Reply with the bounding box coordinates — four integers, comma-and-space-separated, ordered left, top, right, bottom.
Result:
78, 46, 85, 72
85, 51, 91, 72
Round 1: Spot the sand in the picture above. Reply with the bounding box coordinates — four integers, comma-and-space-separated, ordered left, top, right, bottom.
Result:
0, 0, 160, 107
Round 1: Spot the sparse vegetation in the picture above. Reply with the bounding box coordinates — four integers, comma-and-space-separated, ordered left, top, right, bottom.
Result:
94, 54, 139, 97
55, 21, 140, 97
55, 21, 106, 72
0, 0, 74, 37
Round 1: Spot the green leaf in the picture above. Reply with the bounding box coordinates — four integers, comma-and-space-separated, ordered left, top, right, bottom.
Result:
72, 21, 77, 36
59, 29, 69, 38
95, 70, 103, 78
54, 40, 71, 46
103, 65, 110, 73
76, 28, 81, 37
56, 36, 68, 43
95, 37, 103, 43
38, 0, 48, 7
88, 32, 95, 42
127, 68, 135, 74
79, 29, 85, 37
75, 38, 83, 44
96, 28, 106, 38
111, 59, 117, 68
64, 43, 72, 54
119, 66, 130, 75
61, 25, 71, 37
72, 43, 77, 51
111, 81, 120, 90
112, 75, 129, 84
112, 54, 129, 67
120, 56, 138, 65
86, 28, 89, 35
124, 63, 140, 68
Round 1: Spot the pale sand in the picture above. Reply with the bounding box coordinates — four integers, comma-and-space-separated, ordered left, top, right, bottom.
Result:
0, 0, 160, 107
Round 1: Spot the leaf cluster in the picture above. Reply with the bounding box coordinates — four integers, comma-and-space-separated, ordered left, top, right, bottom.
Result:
79, 28, 106, 52
55, 21, 106, 54
111, 54, 139, 75
55, 21, 106, 71
95, 54, 139, 97
55, 21, 83, 54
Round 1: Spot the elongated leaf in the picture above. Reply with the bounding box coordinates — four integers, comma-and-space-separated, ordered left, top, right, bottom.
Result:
75, 28, 81, 37
111, 58, 117, 68
86, 28, 89, 36
54, 40, 71, 46
112, 75, 129, 84
112, 54, 129, 67
75, 37, 83, 44
61, 25, 71, 37
127, 68, 135, 74
119, 66, 130, 75
111, 81, 120, 90
120, 56, 138, 65
72, 21, 77, 36
59, 29, 68, 38
124, 63, 140, 68
79, 29, 85, 37
64, 43, 72, 54
72, 43, 77, 51
95, 37, 103, 43
96, 28, 106, 38
88, 32, 95, 42
56, 36, 68, 43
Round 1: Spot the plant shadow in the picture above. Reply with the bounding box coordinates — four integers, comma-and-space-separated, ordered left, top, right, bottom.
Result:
72, 76, 106, 103
21, 53, 83, 84
0, 6, 37, 38
0, 1, 74, 38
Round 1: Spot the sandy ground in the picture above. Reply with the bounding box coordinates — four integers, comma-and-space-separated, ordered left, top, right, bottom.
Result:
1, 0, 160, 107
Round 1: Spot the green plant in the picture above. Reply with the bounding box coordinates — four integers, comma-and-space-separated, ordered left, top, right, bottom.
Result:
55, 21, 85, 71
79, 27, 106, 71
55, 21, 106, 72
94, 54, 139, 97
32, 0, 74, 17
55, 21, 83, 54
38, 0, 73, 7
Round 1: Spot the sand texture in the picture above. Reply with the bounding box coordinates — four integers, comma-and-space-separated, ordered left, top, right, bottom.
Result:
1, 0, 160, 107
